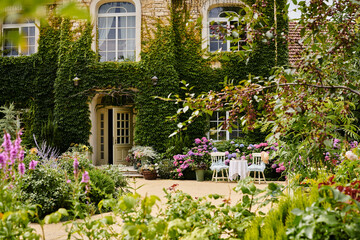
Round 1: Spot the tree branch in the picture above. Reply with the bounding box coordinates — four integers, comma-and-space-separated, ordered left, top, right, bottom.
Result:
259, 83, 360, 96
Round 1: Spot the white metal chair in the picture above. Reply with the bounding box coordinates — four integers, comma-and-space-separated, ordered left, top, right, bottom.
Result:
247, 153, 266, 184
210, 152, 229, 182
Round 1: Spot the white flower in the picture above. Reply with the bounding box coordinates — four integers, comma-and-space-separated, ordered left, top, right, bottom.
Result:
345, 151, 358, 161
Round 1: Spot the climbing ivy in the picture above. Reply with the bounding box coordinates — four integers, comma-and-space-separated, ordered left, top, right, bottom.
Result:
0, 0, 289, 153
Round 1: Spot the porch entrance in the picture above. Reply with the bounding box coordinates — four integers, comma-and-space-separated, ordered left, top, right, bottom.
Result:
96, 107, 133, 165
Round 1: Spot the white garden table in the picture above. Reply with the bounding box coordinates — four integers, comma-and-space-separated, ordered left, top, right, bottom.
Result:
228, 159, 248, 181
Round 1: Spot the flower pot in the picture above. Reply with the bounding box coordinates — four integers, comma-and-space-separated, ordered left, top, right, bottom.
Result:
195, 169, 205, 181
142, 170, 157, 180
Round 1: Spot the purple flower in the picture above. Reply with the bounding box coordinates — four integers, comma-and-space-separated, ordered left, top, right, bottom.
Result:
29, 160, 39, 170
18, 163, 25, 175
67, 179, 71, 183
230, 141, 235, 144
195, 138, 202, 144
201, 137, 208, 143
333, 138, 341, 148
231, 153, 237, 158
240, 144, 244, 147
224, 151, 229, 155
0, 153, 5, 168
279, 165, 286, 171
276, 168, 281, 173
212, 147, 217, 152
271, 164, 277, 169
73, 158, 79, 175
81, 171, 90, 183
19, 149, 24, 161
2, 133, 12, 152
225, 159, 230, 165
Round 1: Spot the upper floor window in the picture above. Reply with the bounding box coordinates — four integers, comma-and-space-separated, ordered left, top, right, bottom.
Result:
208, 7, 246, 52
98, 2, 136, 62
2, 18, 36, 56
208, 111, 242, 141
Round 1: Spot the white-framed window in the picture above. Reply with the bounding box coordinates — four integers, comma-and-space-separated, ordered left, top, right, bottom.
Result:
208, 7, 246, 52
2, 18, 37, 56
98, 2, 136, 62
208, 111, 242, 141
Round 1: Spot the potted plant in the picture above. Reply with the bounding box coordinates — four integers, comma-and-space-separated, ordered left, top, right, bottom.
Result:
139, 163, 159, 180
192, 162, 207, 181
128, 146, 158, 168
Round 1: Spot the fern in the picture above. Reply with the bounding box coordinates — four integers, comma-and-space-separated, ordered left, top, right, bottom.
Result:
0, 103, 20, 139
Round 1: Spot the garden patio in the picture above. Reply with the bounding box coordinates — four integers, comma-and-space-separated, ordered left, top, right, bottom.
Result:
0, 0, 360, 239
29, 179, 284, 240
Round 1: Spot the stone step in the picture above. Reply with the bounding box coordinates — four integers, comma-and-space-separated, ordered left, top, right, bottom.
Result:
122, 172, 143, 178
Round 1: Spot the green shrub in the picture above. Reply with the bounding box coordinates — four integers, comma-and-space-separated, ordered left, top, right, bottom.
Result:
244, 187, 319, 240
88, 169, 115, 205
97, 165, 128, 195
21, 166, 71, 218
157, 159, 175, 179
59, 152, 94, 176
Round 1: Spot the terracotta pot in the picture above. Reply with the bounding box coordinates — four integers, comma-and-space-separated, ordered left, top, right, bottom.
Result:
142, 170, 157, 180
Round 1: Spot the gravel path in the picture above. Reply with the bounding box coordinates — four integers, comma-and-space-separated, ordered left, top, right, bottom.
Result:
30, 179, 284, 239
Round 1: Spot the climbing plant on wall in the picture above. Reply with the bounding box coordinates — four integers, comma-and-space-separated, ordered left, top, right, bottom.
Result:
53, 19, 96, 152
0, 0, 289, 154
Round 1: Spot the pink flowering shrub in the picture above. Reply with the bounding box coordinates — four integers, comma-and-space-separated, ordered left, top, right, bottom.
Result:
172, 137, 213, 178
0, 131, 37, 181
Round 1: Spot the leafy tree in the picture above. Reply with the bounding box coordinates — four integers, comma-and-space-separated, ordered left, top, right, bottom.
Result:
167, 0, 360, 174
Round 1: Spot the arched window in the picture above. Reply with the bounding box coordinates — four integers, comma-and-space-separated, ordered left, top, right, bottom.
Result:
208, 7, 246, 52
98, 2, 136, 62
2, 18, 37, 56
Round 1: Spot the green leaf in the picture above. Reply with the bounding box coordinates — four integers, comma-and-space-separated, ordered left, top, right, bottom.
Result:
316, 214, 338, 225
100, 216, 114, 225
291, 208, 303, 216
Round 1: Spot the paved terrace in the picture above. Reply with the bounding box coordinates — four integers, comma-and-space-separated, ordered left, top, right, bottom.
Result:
30, 179, 285, 239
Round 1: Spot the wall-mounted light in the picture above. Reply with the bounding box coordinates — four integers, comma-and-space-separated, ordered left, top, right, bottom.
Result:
73, 75, 80, 87
151, 75, 158, 86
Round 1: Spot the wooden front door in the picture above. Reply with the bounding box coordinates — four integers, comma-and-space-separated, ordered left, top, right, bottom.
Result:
113, 108, 133, 165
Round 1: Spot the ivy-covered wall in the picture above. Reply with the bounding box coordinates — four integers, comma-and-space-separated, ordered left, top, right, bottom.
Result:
0, 0, 288, 154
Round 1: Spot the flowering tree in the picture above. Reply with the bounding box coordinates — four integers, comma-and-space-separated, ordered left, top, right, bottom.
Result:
165, 0, 360, 174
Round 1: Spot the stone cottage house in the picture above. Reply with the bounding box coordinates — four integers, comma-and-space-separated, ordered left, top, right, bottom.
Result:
0, 0, 292, 165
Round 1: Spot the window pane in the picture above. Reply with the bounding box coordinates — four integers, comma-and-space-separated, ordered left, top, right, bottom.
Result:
99, 41, 106, 51
127, 28, 135, 38
127, 40, 135, 50
118, 40, 126, 50
99, 52, 106, 62
99, 2, 135, 13
3, 28, 19, 56
118, 52, 125, 60
108, 29, 116, 39
126, 51, 135, 60
118, 16, 126, 27
29, 27, 35, 36
107, 40, 116, 51
118, 29, 126, 39
29, 37, 35, 45
127, 16, 135, 27
107, 52, 116, 61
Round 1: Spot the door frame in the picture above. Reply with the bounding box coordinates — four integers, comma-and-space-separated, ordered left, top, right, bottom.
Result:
95, 105, 135, 165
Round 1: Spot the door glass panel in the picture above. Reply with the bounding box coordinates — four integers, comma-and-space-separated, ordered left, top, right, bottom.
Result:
114, 110, 131, 145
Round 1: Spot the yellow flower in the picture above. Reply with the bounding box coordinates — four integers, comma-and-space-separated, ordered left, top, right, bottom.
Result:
30, 148, 38, 155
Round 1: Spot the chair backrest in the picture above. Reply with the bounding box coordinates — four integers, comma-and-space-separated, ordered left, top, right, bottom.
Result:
210, 152, 226, 164
252, 153, 262, 165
